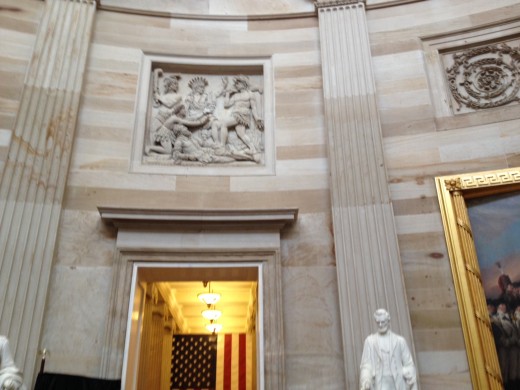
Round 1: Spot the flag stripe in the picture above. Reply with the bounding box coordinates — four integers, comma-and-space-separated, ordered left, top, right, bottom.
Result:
232, 334, 239, 389
215, 333, 254, 390
246, 334, 253, 390
239, 333, 246, 390
224, 334, 232, 389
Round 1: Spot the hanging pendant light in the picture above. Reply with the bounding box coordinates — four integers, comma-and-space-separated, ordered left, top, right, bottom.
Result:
202, 307, 222, 321
198, 281, 221, 306
206, 322, 223, 333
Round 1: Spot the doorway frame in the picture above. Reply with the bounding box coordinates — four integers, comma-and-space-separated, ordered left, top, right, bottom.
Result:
97, 207, 297, 389
123, 261, 264, 390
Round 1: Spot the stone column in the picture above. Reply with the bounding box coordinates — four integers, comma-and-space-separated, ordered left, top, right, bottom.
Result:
149, 301, 164, 390
161, 313, 173, 390
0, 0, 96, 383
137, 290, 154, 390
138, 284, 164, 390
315, 1, 416, 388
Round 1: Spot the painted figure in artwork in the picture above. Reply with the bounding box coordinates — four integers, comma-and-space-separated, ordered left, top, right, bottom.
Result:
359, 309, 417, 390
0, 336, 27, 390
491, 302, 519, 387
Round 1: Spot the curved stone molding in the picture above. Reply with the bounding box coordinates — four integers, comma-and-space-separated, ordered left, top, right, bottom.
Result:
131, 55, 275, 176
445, 42, 520, 112
97, 0, 424, 20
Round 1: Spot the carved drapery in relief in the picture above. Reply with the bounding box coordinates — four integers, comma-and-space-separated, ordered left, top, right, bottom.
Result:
144, 70, 265, 166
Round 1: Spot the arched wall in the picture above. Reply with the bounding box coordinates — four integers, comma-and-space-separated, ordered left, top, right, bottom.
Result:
1, 0, 520, 388
40, 5, 341, 389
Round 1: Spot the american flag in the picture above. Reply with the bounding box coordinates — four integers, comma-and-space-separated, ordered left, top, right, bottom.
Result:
171, 334, 254, 390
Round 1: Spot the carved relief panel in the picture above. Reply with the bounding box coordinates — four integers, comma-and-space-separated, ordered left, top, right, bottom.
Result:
422, 20, 520, 129
442, 41, 520, 114
131, 55, 274, 176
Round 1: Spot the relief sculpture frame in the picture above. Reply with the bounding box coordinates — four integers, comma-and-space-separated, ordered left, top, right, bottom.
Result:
131, 53, 275, 176
436, 168, 520, 390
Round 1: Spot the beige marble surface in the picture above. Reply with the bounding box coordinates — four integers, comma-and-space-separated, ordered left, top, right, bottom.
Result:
1, 0, 519, 389
40, 265, 113, 376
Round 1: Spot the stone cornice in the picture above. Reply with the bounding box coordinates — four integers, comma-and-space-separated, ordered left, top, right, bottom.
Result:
98, 207, 298, 230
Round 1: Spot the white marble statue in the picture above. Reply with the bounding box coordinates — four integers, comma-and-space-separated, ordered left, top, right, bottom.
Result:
359, 309, 416, 390
0, 336, 27, 390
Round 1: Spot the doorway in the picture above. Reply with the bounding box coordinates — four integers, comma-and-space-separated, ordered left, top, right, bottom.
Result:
122, 263, 261, 390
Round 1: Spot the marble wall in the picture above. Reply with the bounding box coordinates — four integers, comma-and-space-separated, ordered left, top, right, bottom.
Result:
0, 0, 43, 170
370, 0, 520, 388
44, 6, 340, 389
1, 0, 520, 389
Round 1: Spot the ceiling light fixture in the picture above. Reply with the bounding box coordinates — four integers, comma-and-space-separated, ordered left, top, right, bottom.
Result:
206, 322, 223, 333
202, 307, 222, 321
198, 281, 221, 306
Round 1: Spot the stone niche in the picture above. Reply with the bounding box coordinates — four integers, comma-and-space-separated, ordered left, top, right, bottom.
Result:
131, 54, 275, 176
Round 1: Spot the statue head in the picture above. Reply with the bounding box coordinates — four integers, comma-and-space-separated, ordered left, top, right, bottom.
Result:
233, 75, 250, 91
374, 308, 390, 334
163, 75, 181, 93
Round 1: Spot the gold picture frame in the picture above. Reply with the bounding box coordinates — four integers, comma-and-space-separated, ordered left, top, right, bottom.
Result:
436, 168, 520, 390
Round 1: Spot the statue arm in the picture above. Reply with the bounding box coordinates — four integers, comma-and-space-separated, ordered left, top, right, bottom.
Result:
179, 115, 210, 128
152, 68, 163, 106
0, 336, 27, 390
359, 338, 374, 390
0, 336, 16, 369
249, 92, 264, 129
163, 112, 208, 130
398, 337, 416, 389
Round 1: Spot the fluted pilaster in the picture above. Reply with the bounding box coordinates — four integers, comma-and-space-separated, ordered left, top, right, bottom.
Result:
316, 1, 416, 388
138, 285, 165, 390
0, 0, 96, 383
137, 291, 154, 390
161, 316, 173, 390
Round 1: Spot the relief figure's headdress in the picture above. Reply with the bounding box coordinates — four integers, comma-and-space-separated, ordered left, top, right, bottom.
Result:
188, 76, 208, 90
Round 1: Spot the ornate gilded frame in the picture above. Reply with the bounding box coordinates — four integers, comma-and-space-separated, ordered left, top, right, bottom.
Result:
436, 167, 520, 390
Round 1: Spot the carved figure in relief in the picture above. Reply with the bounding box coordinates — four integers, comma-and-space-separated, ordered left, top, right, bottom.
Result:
211, 75, 264, 153
147, 69, 183, 156
360, 309, 416, 390
0, 336, 27, 390
185, 77, 216, 121
146, 98, 209, 157
172, 126, 235, 164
